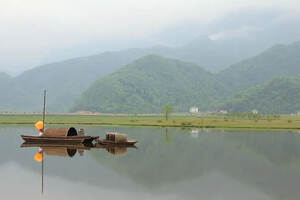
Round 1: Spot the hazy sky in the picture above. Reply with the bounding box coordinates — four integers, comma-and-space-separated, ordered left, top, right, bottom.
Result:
1, 0, 300, 75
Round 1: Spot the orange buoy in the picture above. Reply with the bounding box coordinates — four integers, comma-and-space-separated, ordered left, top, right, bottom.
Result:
34, 152, 43, 162
35, 121, 44, 130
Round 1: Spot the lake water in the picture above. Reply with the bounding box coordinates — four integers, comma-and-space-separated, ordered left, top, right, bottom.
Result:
1, 126, 300, 200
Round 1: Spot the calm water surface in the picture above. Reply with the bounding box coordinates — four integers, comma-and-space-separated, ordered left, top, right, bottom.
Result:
1, 126, 300, 199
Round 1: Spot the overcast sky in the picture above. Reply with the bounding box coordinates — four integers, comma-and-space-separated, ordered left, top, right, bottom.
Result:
1, 0, 300, 75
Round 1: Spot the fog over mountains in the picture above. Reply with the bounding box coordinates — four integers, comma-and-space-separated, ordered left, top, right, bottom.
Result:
1, 6, 300, 75
1, 4, 300, 114
1, 38, 300, 114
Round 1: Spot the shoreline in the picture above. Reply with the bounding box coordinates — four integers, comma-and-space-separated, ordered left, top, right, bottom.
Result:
0, 114, 300, 130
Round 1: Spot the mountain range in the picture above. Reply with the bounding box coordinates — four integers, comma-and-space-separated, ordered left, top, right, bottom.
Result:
1, 38, 300, 114
73, 41, 300, 114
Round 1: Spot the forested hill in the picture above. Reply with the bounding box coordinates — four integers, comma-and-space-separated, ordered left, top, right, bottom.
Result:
72, 40, 300, 114
217, 41, 300, 94
0, 35, 266, 112
0, 49, 149, 112
71, 55, 229, 113
222, 76, 300, 114
1, 39, 300, 113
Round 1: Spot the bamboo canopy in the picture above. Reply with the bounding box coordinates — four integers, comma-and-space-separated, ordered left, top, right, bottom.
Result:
43, 127, 78, 137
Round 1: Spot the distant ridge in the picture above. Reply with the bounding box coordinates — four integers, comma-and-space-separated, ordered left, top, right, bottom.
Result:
1, 39, 300, 113
72, 40, 300, 114
71, 55, 229, 113
217, 41, 300, 94
222, 76, 300, 114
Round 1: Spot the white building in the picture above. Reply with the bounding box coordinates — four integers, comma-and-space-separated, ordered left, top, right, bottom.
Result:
189, 107, 199, 113
252, 109, 259, 114
219, 110, 228, 114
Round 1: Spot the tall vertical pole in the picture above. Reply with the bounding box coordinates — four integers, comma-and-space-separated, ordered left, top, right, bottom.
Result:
42, 90, 46, 195
42, 90, 46, 133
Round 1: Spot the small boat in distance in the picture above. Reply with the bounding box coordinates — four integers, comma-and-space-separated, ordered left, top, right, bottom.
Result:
97, 132, 137, 146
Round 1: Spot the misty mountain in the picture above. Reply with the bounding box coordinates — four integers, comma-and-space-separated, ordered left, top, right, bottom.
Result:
161, 36, 267, 72
71, 55, 229, 113
0, 49, 150, 112
217, 41, 300, 95
0, 35, 282, 112
72, 40, 300, 114
222, 76, 300, 114
1, 38, 300, 113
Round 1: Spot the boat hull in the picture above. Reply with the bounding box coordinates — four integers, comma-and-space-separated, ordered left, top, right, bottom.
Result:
97, 138, 137, 146
21, 135, 99, 144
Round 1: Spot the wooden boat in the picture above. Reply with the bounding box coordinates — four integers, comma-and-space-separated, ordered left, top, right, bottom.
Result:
21, 135, 99, 144
20, 92, 99, 145
21, 127, 98, 144
96, 132, 137, 146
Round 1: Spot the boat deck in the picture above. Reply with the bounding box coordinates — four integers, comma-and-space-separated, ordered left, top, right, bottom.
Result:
21, 135, 99, 144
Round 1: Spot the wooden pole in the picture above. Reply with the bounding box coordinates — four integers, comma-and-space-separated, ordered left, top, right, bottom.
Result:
42, 90, 46, 133
42, 90, 46, 194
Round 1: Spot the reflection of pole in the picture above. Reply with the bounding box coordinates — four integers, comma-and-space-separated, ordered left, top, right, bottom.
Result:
165, 128, 169, 143
42, 152, 44, 194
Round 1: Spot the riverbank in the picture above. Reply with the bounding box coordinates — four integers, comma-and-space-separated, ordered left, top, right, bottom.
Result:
1, 114, 300, 130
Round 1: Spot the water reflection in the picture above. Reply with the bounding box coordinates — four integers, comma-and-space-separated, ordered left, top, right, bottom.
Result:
0, 126, 300, 199
21, 142, 137, 157
20, 141, 137, 195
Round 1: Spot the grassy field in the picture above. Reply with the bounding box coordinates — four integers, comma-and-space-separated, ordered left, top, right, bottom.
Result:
1, 114, 300, 130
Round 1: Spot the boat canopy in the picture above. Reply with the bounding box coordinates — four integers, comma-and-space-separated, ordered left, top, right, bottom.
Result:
106, 132, 128, 142
43, 127, 78, 137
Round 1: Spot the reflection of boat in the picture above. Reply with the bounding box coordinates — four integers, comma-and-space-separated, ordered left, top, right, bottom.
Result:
21, 127, 99, 144
95, 144, 137, 156
21, 143, 92, 157
96, 132, 137, 146
21, 142, 137, 157
21, 142, 92, 149
21, 134, 138, 193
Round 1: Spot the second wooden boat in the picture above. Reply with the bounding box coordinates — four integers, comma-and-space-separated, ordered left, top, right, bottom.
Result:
96, 132, 137, 146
